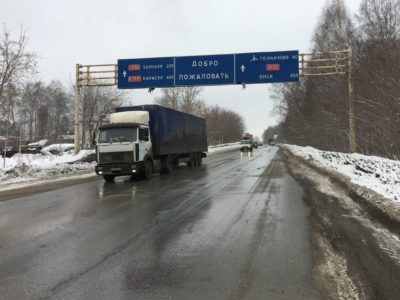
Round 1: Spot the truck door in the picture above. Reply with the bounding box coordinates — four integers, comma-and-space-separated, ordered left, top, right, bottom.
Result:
138, 127, 151, 161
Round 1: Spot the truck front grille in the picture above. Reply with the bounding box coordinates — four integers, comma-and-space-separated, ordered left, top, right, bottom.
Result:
99, 151, 133, 164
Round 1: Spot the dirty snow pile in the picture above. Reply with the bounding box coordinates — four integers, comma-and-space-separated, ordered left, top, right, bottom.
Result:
208, 142, 241, 154
41, 143, 74, 154
0, 149, 95, 186
285, 145, 400, 203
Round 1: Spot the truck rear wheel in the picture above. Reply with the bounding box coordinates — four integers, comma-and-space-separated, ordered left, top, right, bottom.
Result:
191, 155, 201, 167
188, 155, 198, 167
161, 156, 173, 174
195, 156, 201, 167
103, 175, 115, 182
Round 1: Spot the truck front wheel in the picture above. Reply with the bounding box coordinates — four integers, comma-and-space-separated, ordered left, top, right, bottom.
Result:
103, 175, 115, 182
142, 159, 153, 179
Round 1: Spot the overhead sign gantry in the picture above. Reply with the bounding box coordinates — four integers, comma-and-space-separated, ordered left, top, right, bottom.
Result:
117, 51, 299, 89
75, 49, 354, 154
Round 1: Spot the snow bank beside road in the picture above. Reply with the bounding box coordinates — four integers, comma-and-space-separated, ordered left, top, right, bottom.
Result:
41, 143, 74, 154
285, 145, 400, 203
208, 142, 241, 154
0, 150, 95, 186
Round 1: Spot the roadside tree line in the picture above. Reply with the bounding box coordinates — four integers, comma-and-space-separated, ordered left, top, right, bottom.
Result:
273, 0, 400, 158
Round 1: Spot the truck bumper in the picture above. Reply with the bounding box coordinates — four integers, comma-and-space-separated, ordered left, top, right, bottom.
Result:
95, 162, 144, 176
240, 146, 253, 152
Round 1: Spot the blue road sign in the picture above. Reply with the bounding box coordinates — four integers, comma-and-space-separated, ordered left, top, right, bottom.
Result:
235, 51, 299, 84
118, 57, 174, 89
117, 51, 298, 89
175, 54, 234, 86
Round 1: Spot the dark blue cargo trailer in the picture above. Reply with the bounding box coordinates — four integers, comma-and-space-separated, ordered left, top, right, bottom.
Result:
115, 105, 207, 156
95, 104, 207, 181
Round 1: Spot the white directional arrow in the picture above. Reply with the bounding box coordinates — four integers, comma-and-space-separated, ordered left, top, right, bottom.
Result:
241, 65, 246, 72
123, 70, 127, 78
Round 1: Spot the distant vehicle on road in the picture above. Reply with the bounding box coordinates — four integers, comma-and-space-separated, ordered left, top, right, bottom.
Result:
268, 138, 275, 146
95, 105, 208, 181
252, 141, 258, 149
240, 134, 254, 152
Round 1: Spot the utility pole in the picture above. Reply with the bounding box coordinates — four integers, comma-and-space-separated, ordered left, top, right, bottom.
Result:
2, 123, 8, 168
348, 49, 356, 153
74, 64, 81, 154
2, 97, 9, 168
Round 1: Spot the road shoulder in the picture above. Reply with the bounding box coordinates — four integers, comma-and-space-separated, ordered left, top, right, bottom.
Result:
280, 146, 400, 235
0, 173, 97, 201
281, 147, 400, 299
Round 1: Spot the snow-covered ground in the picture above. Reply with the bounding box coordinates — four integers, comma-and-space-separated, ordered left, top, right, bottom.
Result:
0, 149, 96, 187
0, 142, 241, 188
285, 145, 400, 203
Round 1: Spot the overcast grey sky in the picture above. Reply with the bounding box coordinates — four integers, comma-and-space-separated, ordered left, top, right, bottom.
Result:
1, 0, 362, 139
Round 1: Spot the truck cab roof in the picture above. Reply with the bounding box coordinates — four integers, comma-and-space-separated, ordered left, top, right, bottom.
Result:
99, 123, 142, 130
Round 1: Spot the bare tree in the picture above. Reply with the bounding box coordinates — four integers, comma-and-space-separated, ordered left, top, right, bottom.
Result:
313, 0, 356, 52
353, 0, 400, 157
81, 86, 126, 148
18, 82, 43, 140
155, 88, 181, 111
358, 0, 400, 42
204, 105, 246, 145
0, 25, 37, 124
155, 87, 206, 116
44, 81, 73, 140
0, 25, 36, 159
16, 81, 73, 142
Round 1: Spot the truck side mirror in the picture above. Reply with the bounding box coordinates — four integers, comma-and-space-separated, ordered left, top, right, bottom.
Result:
139, 128, 150, 142
92, 132, 97, 146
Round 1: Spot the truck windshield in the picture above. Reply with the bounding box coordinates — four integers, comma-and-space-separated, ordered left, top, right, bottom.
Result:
98, 127, 137, 143
241, 140, 251, 144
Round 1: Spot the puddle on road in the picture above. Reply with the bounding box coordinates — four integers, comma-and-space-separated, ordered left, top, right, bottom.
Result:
240, 151, 254, 160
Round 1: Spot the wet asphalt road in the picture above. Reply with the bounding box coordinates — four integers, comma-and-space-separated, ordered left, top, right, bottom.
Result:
0, 147, 322, 299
